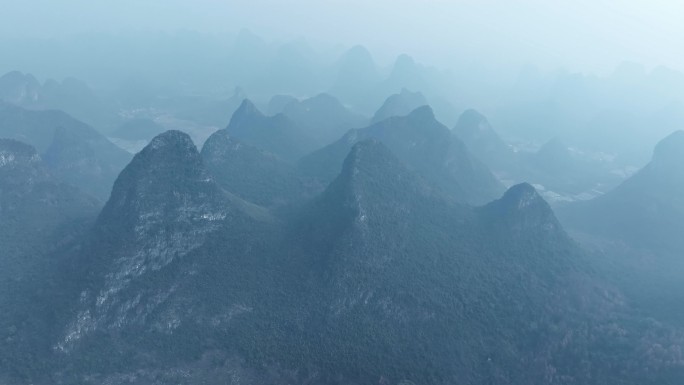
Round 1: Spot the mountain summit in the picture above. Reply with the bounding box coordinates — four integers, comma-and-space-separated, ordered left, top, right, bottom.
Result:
95, 130, 234, 268
370, 88, 428, 124
299, 106, 504, 205
226, 99, 313, 161
58, 131, 250, 351
322, 139, 436, 217
481, 183, 564, 239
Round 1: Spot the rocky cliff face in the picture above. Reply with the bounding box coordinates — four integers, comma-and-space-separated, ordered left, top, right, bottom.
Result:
57, 131, 264, 353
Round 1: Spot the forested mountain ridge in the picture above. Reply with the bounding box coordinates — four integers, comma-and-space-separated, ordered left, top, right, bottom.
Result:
0, 131, 679, 384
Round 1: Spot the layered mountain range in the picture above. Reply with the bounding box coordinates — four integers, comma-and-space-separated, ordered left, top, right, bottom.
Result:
2, 49, 684, 383
0, 102, 131, 200
1, 126, 682, 384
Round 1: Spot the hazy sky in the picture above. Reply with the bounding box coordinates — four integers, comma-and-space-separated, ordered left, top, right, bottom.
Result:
2, 0, 683, 73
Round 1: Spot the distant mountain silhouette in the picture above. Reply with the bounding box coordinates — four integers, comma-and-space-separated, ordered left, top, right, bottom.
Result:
371, 88, 427, 124
43, 124, 131, 200
453, 109, 516, 173
0, 102, 131, 199
266, 94, 298, 115
330, 45, 381, 111
559, 130, 684, 253
383, 54, 428, 94
299, 106, 505, 205
0, 71, 115, 129
225, 99, 314, 162
280, 93, 366, 147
